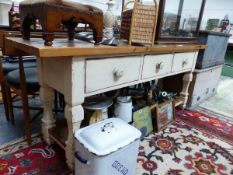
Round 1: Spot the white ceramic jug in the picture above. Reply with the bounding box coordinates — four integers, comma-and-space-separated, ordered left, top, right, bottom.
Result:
114, 96, 132, 123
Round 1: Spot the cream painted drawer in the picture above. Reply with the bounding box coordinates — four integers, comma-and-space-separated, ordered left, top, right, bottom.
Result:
142, 54, 173, 79
85, 56, 141, 93
172, 52, 196, 72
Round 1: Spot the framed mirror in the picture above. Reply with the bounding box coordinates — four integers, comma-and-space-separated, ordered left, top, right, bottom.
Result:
155, 0, 206, 43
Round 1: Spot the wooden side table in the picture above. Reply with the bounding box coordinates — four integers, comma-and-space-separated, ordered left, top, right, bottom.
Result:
5, 37, 207, 171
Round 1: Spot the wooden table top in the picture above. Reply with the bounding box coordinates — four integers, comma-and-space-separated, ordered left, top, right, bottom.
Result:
5, 37, 207, 58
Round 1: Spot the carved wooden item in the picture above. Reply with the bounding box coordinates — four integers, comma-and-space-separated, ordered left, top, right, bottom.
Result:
19, 0, 103, 46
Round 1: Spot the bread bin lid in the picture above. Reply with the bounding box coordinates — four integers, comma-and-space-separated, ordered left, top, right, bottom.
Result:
75, 118, 141, 156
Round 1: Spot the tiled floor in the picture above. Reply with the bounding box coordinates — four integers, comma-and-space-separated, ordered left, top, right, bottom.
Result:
0, 97, 42, 145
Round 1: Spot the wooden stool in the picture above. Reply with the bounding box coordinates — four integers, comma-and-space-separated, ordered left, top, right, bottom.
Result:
19, 0, 103, 46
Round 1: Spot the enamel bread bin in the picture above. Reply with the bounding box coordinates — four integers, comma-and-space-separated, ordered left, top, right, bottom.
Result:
74, 118, 141, 175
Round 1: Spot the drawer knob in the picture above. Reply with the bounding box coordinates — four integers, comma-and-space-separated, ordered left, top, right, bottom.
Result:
113, 68, 124, 80
182, 59, 188, 67
156, 62, 164, 71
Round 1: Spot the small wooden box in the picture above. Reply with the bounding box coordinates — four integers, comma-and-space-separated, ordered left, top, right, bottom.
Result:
151, 100, 175, 132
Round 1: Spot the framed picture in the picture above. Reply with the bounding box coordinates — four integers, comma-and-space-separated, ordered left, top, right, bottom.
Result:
155, 0, 206, 43
133, 106, 153, 139
151, 100, 175, 132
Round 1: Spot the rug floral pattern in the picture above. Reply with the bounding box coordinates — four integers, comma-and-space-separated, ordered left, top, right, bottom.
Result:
0, 113, 233, 174
0, 138, 71, 175
177, 108, 233, 145
136, 120, 233, 175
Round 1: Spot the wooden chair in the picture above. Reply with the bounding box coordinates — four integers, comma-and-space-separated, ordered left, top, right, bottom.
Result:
0, 44, 37, 122
0, 54, 41, 144
0, 48, 9, 120
0, 30, 39, 121
0, 30, 40, 144
0, 30, 65, 144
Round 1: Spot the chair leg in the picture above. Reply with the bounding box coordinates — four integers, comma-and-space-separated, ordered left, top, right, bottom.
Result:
21, 91, 32, 144
18, 56, 32, 144
5, 86, 15, 125
1, 83, 10, 121
54, 91, 58, 115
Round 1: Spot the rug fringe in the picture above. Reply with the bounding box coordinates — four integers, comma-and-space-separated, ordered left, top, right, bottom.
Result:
196, 106, 233, 122
0, 132, 41, 150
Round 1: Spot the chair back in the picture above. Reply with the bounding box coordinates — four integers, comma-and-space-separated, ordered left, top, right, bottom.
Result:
0, 48, 4, 83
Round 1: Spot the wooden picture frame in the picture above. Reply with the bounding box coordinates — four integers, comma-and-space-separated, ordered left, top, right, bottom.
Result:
155, 0, 206, 44
151, 100, 175, 132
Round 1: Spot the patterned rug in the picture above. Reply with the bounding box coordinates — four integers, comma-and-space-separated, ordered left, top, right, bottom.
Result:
136, 119, 233, 175
0, 137, 71, 174
176, 108, 233, 145
1, 113, 233, 174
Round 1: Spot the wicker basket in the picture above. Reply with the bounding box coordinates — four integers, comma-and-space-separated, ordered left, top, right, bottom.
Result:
120, 0, 158, 46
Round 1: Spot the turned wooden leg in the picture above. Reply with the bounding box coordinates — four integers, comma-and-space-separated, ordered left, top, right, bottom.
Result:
65, 104, 84, 170
37, 57, 55, 144
40, 86, 56, 144
93, 28, 103, 44
21, 14, 36, 40
62, 57, 85, 170
96, 35, 103, 44
1, 82, 10, 121
92, 15, 103, 44
62, 17, 78, 41
42, 32, 54, 46
95, 25, 103, 44
5, 85, 14, 124
67, 30, 75, 41
21, 19, 30, 40
180, 72, 193, 109
21, 89, 32, 145
42, 16, 62, 46
21, 29, 30, 40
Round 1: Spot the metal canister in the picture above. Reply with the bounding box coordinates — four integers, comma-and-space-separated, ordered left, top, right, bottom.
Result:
82, 96, 113, 125
114, 96, 133, 123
